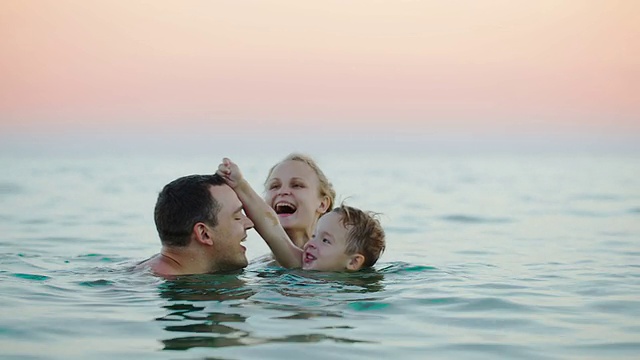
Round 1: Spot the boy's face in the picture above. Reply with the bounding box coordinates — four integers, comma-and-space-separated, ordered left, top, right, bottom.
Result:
302, 212, 354, 271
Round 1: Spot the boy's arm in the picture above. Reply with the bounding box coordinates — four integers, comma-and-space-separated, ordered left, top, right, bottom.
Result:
217, 158, 303, 268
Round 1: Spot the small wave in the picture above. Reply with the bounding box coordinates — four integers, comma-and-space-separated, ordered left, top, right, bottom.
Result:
471, 282, 529, 290
20, 218, 51, 225
571, 193, 624, 202
376, 262, 437, 274
275, 310, 343, 320
77, 279, 115, 287
439, 214, 514, 224
438, 343, 553, 360
455, 249, 495, 256
75, 253, 122, 262
385, 226, 421, 234
566, 341, 640, 354
599, 239, 633, 247
348, 301, 390, 311
34, 236, 87, 244
588, 299, 640, 315
565, 209, 611, 217
160, 332, 372, 350
449, 297, 538, 313
418, 296, 462, 306
12, 273, 50, 281
0, 182, 24, 195
433, 315, 538, 331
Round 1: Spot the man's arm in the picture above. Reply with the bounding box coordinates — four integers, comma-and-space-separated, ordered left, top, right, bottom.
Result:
218, 158, 303, 268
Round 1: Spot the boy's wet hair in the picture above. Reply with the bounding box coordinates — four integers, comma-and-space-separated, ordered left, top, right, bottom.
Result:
332, 204, 386, 268
265, 153, 336, 212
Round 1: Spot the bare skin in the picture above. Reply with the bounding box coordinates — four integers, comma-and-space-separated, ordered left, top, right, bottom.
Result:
218, 158, 304, 268
139, 242, 234, 277
137, 184, 253, 277
218, 158, 365, 271
264, 160, 330, 249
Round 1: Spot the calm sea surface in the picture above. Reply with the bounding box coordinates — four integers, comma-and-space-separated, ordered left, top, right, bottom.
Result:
1, 150, 639, 359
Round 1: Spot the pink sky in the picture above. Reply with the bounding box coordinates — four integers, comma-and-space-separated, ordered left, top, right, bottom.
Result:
1, 0, 638, 144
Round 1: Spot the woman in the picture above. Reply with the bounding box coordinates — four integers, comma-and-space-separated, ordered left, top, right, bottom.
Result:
263, 153, 336, 249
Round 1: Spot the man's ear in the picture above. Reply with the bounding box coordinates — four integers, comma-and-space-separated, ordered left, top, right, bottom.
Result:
346, 253, 365, 271
317, 195, 331, 214
193, 222, 214, 246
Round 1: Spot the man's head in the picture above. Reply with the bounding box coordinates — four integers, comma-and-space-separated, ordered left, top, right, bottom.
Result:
154, 174, 254, 271
302, 205, 386, 271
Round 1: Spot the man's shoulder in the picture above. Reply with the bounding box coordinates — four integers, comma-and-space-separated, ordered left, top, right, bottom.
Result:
134, 254, 161, 273
137, 254, 160, 265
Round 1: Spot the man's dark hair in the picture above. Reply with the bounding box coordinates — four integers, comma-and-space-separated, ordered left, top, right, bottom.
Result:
154, 174, 226, 247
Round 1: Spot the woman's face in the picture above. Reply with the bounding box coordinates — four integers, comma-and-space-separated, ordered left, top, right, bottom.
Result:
264, 160, 329, 233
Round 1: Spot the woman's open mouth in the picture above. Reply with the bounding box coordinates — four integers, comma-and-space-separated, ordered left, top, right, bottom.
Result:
274, 201, 297, 217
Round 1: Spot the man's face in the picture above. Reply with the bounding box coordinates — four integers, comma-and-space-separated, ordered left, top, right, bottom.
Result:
208, 185, 254, 271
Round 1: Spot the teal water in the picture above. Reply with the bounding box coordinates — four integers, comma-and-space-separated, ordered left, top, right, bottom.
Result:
1, 151, 639, 359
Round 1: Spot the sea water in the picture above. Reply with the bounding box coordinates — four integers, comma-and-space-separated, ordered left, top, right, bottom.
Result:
1, 150, 639, 359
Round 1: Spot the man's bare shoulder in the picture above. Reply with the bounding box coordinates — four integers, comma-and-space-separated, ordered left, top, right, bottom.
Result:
134, 254, 176, 277
136, 254, 160, 268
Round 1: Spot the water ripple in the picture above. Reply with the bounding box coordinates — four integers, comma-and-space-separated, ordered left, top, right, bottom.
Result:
385, 225, 421, 234
450, 297, 538, 313
11, 273, 50, 281
588, 299, 640, 315
439, 214, 514, 224
377, 262, 437, 274
161, 332, 372, 351
439, 343, 555, 360
566, 342, 640, 355
77, 279, 115, 287
0, 182, 24, 195
348, 301, 390, 311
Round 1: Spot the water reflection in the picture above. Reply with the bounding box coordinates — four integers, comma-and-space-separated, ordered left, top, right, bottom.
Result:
255, 266, 386, 295
162, 331, 372, 350
156, 268, 386, 351
162, 311, 252, 350
157, 272, 253, 302
156, 273, 254, 350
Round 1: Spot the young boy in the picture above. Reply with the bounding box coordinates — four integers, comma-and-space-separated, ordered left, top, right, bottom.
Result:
217, 158, 385, 271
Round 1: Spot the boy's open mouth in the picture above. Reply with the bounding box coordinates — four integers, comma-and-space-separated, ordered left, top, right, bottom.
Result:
304, 252, 316, 262
275, 201, 296, 216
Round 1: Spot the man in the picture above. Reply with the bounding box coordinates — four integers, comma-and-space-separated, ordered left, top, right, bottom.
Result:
138, 174, 254, 276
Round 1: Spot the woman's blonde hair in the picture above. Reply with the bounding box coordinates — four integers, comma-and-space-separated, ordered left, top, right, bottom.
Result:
265, 153, 336, 212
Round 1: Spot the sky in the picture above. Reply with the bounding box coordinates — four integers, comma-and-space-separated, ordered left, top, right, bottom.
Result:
1, 0, 639, 154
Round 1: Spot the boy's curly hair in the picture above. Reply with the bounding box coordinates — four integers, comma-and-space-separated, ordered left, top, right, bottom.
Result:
332, 204, 385, 267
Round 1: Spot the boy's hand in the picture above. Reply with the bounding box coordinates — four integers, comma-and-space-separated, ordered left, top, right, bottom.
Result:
216, 157, 244, 188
